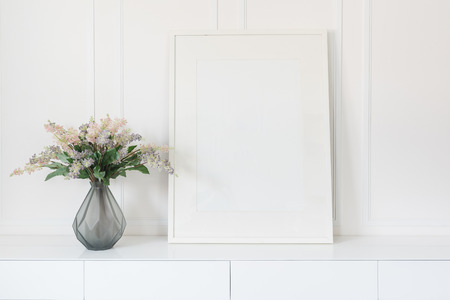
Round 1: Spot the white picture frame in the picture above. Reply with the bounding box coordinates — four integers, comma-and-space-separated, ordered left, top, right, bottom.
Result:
169, 31, 332, 243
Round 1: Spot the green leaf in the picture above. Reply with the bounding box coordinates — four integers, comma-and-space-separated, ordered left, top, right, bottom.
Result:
127, 145, 138, 153
94, 171, 106, 180
63, 152, 73, 163
78, 169, 90, 179
102, 148, 119, 166
127, 165, 149, 175
83, 144, 94, 151
102, 178, 110, 186
123, 155, 140, 167
45, 167, 69, 181
56, 152, 70, 164
111, 170, 127, 179
94, 151, 101, 161
93, 165, 105, 180
45, 162, 66, 170
109, 167, 125, 179
74, 145, 82, 152
123, 154, 138, 162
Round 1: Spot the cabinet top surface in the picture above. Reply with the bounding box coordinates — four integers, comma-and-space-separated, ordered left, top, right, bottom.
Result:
1, 235, 450, 261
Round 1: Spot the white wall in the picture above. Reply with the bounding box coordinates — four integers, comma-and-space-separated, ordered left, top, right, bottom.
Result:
0, 0, 449, 236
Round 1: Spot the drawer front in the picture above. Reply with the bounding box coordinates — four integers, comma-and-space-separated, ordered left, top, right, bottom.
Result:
85, 261, 229, 300
0, 261, 83, 300
232, 261, 377, 300
379, 261, 450, 300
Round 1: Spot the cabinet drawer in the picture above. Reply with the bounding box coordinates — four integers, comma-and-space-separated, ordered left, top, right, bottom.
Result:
232, 261, 377, 300
85, 261, 229, 300
0, 261, 83, 300
379, 261, 450, 300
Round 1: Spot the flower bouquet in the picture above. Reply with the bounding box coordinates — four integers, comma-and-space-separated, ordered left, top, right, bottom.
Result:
11, 115, 174, 250
11, 115, 174, 184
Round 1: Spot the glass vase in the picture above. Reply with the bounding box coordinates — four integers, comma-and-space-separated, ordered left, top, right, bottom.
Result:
73, 181, 126, 250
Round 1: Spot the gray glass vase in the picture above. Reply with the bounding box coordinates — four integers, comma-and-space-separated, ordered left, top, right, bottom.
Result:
73, 181, 126, 250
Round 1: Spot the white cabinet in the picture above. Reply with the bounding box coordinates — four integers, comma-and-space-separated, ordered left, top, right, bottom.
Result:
85, 261, 230, 300
0, 261, 83, 300
1, 236, 450, 299
232, 261, 378, 300
379, 261, 450, 300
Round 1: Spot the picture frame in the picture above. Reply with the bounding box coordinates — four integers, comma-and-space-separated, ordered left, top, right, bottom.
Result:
169, 31, 332, 243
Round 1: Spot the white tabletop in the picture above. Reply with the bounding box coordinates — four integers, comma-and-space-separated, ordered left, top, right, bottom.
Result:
1, 235, 450, 261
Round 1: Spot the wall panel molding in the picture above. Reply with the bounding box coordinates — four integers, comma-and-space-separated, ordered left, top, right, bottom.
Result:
362, 0, 450, 228
0, 0, 96, 234
240, 0, 247, 30
332, 0, 343, 225
93, 0, 122, 118
362, 0, 373, 226
0, 0, 4, 227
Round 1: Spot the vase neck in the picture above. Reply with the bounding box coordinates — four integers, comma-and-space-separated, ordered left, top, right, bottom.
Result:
90, 181, 105, 189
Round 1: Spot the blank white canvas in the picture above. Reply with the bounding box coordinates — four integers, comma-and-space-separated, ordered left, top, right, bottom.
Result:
196, 59, 303, 212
